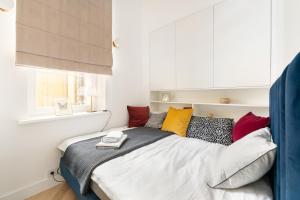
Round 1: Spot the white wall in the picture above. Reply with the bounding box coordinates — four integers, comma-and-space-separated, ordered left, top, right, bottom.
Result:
271, 0, 286, 83
0, 0, 146, 199
107, 0, 147, 127
284, 0, 300, 64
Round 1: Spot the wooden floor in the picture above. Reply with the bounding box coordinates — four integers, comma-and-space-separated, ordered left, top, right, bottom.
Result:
26, 183, 77, 200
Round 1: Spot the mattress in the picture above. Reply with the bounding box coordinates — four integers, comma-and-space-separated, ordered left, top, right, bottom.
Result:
90, 181, 110, 200
59, 127, 273, 200
58, 127, 131, 200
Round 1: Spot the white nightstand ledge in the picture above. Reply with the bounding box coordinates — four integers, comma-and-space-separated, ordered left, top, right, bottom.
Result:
18, 111, 108, 125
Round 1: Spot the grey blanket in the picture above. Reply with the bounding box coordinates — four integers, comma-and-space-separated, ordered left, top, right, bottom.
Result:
61, 127, 171, 195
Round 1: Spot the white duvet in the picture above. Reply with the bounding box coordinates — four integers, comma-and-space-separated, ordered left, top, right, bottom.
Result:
59, 128, 273, 200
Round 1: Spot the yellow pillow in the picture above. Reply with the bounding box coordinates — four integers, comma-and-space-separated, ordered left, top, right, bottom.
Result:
161, 107, 193, 137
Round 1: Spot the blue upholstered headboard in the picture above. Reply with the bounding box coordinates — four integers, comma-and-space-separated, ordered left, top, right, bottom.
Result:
270, 52, 300, 200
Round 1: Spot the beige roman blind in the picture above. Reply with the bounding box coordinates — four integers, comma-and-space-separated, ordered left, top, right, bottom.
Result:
16, 0, 112, 75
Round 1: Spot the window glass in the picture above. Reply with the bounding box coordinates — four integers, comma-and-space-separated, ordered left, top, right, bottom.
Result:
35, 70, 98, 108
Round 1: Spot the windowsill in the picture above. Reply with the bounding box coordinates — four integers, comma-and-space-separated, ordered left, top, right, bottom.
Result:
18, 111, 108, 125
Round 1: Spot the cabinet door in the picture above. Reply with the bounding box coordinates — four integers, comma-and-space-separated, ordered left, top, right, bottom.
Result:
214, 0, 271, 88
176, 7, 213, 89
149, 24, 176, 90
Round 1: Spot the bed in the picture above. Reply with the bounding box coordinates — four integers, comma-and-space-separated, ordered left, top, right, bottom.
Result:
58, 127, 273, 200
58, 53, 300, 200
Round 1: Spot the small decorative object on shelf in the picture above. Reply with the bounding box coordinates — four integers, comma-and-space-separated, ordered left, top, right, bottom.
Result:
183, 107, 192, 109
78, 87, 98, 112
219, 97, 231, 104
54, 98, 73, 116
161, 93, 170, 102
86, 88, 98, 112
207, 113, 214, 118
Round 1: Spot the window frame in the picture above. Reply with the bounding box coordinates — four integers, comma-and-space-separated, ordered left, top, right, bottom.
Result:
27, 69, 105, 117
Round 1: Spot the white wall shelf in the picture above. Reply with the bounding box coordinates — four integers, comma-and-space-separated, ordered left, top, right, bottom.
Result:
151, 101, 269, 108
150, 86, 271, 92
193, 103, 269, 108
151, 101, 193, 105
150, 88, 270, 119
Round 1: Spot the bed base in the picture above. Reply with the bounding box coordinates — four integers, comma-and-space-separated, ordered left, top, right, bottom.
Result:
60, 159, 100, 200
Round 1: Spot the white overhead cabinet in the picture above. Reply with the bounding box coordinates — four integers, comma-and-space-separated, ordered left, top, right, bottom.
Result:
175, 7, 213, 89
213, 0, 271, 88
149, 24, 176, 90
149, 0, 272, 90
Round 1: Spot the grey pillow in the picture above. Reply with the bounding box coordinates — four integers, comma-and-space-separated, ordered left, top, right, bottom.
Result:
187, 116, 234, 145
145, 112, 167, 129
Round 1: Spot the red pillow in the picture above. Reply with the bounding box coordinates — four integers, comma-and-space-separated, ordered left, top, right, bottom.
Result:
127, 106, 150, 128
232, 112, 269, 142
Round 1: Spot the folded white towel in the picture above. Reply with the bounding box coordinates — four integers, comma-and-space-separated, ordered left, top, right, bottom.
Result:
96, 134, 128, 149
106, 131, 124, 138
102, 137, 120, 143
101, 131, 124, 143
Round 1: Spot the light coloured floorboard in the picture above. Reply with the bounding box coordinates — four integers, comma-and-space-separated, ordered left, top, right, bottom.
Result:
26, 183, 77, 200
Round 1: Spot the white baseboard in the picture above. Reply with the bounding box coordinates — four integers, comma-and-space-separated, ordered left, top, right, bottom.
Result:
0, 178, 60, 200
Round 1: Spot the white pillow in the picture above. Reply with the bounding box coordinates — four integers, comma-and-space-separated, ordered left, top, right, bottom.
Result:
207, 127, 277, 189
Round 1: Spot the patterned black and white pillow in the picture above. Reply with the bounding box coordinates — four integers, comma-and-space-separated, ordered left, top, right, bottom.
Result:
187, 116, 234, 146
145, 112, 167, 129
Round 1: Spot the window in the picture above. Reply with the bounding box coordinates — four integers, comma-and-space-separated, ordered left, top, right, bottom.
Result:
28, 69, 106, 116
